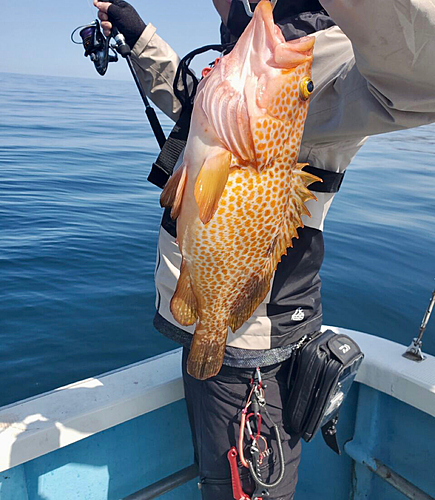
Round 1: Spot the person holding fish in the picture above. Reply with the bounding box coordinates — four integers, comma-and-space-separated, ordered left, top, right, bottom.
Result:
94, 0, 435, 498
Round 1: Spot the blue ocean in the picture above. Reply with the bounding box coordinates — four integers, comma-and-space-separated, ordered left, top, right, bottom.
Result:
1, 71, 434, 408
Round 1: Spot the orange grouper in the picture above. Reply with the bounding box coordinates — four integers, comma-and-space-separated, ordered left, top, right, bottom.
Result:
161, 0, 319, 380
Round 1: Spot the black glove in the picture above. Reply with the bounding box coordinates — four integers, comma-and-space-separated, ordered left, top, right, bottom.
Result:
106, 0, 146, 49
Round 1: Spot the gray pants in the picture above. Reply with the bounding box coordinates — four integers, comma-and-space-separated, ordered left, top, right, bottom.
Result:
182, 348, 301, 500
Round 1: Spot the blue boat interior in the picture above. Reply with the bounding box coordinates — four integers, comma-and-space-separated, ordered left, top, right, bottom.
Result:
0, 328, 434, 500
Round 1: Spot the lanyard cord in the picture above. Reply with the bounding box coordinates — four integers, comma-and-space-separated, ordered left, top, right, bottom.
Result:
248, 403, 286, 489
238, 368, 286, 491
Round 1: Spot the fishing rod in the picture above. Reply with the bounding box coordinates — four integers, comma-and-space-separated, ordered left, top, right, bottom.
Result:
71, 19, 166, 149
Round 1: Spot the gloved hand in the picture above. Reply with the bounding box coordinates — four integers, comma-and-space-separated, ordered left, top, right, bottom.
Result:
94, 0, 146, 49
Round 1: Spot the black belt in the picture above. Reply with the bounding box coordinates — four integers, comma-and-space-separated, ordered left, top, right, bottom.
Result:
147, 109, 191, 189
303, 165, 345, 193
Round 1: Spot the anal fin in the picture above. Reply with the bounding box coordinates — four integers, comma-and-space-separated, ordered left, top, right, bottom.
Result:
229, 269, 273, 333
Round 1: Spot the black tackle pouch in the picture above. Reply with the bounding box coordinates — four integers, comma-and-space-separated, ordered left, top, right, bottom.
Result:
284, 329, 364, 454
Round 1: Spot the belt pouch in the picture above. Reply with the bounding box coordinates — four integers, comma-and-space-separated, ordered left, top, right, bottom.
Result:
284, 330, 364, 450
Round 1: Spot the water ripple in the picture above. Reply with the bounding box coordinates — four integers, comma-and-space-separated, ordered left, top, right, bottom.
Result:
0, 72, 434, 407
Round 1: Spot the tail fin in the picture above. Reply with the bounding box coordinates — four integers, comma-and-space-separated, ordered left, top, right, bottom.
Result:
187, 329, 227, 380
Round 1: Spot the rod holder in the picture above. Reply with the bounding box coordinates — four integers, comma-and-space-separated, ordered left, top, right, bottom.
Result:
403, 289, 435, 362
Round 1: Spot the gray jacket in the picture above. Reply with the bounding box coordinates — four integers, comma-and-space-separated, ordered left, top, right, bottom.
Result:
130, 0, 435, 365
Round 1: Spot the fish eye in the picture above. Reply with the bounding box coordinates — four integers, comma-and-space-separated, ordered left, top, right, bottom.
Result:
299, 77, 314, 100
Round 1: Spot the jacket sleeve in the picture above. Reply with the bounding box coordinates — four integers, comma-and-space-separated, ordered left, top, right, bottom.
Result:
307, 0, 435, 143
130, 23, 184, 122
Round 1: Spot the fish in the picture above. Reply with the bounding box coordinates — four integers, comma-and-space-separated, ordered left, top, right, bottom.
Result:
160, 0, 319, 380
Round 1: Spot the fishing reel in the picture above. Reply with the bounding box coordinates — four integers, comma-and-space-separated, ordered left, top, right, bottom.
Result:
71, 19, 128, 76
71, 18, 166, 148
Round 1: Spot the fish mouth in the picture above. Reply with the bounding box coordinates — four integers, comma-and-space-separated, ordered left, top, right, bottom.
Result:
286, 36, 316, 52
274, 36, 315, 68
254, 0, 280, 41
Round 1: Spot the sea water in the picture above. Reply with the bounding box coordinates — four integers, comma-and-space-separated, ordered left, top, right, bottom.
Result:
0, 72, 434, 408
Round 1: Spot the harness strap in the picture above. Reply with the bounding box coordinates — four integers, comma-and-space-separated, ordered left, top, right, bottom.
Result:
148, 43, 232, 189
303, 165, 345, 193
149, 137, 346, 194
147, 109, 191, 189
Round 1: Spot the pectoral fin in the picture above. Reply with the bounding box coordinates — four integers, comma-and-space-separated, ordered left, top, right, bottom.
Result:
194, 150, 231, 224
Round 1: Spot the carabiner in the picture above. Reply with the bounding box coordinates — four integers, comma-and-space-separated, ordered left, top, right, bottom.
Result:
255, 367, 262, 386
254, 386, 266, 407
246, 412, 262, 440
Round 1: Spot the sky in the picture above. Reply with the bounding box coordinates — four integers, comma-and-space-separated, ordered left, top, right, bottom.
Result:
2, 0, 223, 80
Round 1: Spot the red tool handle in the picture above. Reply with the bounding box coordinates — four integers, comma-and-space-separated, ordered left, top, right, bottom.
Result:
227, 447, 254, 500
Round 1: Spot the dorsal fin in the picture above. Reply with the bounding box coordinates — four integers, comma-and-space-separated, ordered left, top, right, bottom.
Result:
228, 163, 321, 333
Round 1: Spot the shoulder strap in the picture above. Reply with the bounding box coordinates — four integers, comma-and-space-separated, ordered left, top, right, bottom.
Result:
147, 109, 191, 189
149, 134, 346, 193
148, 43, 233, 189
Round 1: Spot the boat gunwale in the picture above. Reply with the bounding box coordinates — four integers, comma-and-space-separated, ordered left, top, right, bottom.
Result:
0, 327, 434, 473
